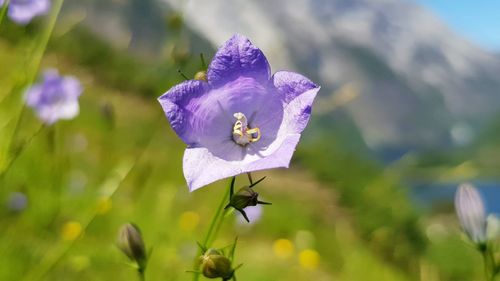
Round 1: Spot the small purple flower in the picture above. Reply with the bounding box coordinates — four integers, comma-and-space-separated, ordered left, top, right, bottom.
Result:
26, 69, 83, 125
455, 183, 487, 244
1, 0, 51, 25
159, 34, 320, 191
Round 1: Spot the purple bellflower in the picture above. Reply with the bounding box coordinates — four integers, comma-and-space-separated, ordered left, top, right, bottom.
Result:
0, 0, 50, 25
25, 69, 83, 125
158, 34, 320, 191
455, 183, 487, 244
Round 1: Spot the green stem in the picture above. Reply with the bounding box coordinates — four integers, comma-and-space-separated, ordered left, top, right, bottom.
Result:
246, 172, 253, 185
483, 255, 490, 281
206, 208, 229, 249
490, 249, 499, 279
0, 0, 64, 179
48, 124, 64, 215
28, 0, 64, 83
0, 105, 27, 179
138, 268, 146, 281
21, 119, 162, 281
21, 159, 138, 281
0, 124, 45, 184
202, 178, 233, 248
192, 178, 233, 281
482, 247, 494, 281
0, 0, 10, 26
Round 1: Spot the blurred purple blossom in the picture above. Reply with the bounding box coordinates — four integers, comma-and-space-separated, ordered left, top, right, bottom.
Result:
6, 191, 27, 212
455, 183, 487, 244
236, 205, 263, 225
25, 69, 82, 125
158, 34, 320, 191
1, 0, 51, 25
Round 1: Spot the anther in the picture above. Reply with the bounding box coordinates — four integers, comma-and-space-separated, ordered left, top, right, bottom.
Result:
232, 112, 260, 146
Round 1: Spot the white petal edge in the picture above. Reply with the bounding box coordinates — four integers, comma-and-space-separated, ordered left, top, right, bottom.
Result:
183, 134, 301, 191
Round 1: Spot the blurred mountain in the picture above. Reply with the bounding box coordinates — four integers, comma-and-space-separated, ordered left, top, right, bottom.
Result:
164, 0, 500, 155
63, 0, 214, 58
68, 0, 500, 158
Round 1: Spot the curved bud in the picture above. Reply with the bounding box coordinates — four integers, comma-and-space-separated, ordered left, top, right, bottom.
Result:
455, 183, 487, 244
200, 249, 233, 279
117, 223, 147, 269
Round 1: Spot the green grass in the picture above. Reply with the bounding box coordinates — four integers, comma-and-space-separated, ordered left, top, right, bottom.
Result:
0, 24, 490, 281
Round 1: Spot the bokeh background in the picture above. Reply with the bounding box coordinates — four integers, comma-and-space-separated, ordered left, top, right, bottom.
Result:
1, 0, 499, 280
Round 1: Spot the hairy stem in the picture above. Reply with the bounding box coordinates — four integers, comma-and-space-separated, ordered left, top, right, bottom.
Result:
202, 181, 232, 247
192, 178, 233, 281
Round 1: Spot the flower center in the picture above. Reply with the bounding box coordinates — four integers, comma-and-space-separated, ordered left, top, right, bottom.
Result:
232, 112, 260, 146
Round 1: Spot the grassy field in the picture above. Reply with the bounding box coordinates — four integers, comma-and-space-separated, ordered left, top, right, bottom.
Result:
0, 20, 490, 281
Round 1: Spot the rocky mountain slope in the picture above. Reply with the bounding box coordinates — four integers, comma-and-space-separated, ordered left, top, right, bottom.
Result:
164, 0, 500, 154
67, 0, 500, 156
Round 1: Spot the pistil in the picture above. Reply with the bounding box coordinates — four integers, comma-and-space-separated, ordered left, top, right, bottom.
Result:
232, 112, 260, 146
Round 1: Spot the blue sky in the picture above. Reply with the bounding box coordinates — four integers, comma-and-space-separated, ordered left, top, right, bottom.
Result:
414, 1, 500, 51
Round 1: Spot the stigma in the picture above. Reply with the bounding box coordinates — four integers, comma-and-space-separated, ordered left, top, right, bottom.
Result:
232, 112, 260, 146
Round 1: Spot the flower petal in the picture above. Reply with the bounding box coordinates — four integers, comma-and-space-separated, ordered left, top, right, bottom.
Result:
25, 85, 43, 107
56, 101, 80, 120
207, 34, 271, 88
487, 215, 500, 241
245, 134, 301, 170
183, 146, 241, 192
273, 71, 318, 104
194, 77, 284, 159
8, 0, 50, 25
183, 134, 300, 191
25, 69, 83, 125
37, 101, 80, 125
282, 87, 320, 135
455, 183, 487, 244
61, 76, 83, 99
158, 80, 210, 146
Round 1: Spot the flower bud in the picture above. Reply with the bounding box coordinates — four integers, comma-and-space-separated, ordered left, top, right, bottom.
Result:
455, 183, 487, 244
117, 223, 147, 269
230, 186, 259, 210
487, 215, 500, 241
194, 71, 207, 81
200, 249, 233, 279
225, 177, 271, 223
100, 101, 115, 129
166, 13, 183, 31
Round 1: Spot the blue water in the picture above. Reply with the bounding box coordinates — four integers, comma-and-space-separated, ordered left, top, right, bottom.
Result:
411, 182, 500, 215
